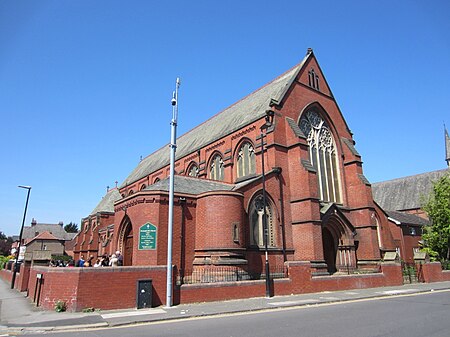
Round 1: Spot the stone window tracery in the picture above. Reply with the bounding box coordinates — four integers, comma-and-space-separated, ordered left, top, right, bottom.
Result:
209, 154, 224, 181
188, 163, 199, 177
249, 194, 276, 247
299, 110, 342, 203
236, 142, 255, 178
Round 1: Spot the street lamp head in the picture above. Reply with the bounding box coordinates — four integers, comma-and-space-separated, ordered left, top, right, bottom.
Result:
265, 109, 275, 127
18, 185, 31, 190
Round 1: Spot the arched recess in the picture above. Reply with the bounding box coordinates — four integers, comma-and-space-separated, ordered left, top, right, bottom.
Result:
321, 205, 356, 274
117, 215, 134, 266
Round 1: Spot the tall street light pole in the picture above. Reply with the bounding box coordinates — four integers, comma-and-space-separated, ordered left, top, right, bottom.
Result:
260, 109, 274, 298
166, 78, 180, 308
11, 185, 31, 289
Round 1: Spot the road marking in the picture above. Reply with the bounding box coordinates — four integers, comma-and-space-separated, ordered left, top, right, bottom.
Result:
101, 308, 166, 319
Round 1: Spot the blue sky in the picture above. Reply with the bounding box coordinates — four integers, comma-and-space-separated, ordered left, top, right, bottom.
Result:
1, 0, 449, 236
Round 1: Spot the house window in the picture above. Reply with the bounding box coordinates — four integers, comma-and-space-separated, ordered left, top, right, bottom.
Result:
188, 164, 199, 177
409, 227, 417, 236
249, 194, 276, 247
299, 110, 342, 203
236, 142, 255, 178
308, 68, 320, 90
209, 154, 224, 181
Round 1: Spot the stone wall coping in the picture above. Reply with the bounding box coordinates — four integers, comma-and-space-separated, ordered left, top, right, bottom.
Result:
31, 266, 166, 273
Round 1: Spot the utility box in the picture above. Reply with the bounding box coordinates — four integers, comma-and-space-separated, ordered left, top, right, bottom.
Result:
136, 279, 152, 309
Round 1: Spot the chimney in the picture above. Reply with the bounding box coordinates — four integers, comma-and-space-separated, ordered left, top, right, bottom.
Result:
31, 218, 37, 226
58, 221, 64, 227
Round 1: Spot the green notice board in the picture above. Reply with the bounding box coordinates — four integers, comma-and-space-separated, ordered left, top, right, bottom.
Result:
139, 223, 157, 250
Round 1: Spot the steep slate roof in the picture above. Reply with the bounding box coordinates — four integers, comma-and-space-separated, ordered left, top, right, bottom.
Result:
144, 175, 235, 195
386, 210, 429, 226
120, 53, 312, 188
23, 223, 75, 241
372, 169, 449, 211
91, 188, 121, 214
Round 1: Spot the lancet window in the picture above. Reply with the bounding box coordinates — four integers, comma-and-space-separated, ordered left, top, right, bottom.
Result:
209, 154, 224, 181
236, 142, 255, 178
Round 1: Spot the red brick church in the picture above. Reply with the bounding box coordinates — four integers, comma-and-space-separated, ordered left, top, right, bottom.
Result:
73, 48, 400, 277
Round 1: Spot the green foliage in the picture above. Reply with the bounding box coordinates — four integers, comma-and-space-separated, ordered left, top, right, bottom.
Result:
55, 300, 67, 312
422, 173, 450, 261
64, 222, 79, 233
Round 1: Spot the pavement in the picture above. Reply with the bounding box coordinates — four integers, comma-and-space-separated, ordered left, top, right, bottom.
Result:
1, 278, 450, 335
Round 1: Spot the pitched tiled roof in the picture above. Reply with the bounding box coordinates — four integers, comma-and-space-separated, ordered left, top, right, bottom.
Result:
386, 210, 430, 226
372, 169, 449, 211
23, 223, 75, 241
25, 231, 60, 245
91, 188, 121, 215
120, 53, 312, 188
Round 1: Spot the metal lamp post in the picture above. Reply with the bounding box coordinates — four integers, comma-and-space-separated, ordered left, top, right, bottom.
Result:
166, 78, 180, 307
260, 109, 274, 298
11, 185, 31, 289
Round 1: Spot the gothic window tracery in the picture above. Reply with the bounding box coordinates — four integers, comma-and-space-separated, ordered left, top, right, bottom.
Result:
188, 163, 199, 177
299, 110, 342, 203
236, 142, 255, 178
249, 194, 276, 247
209, 154, 224, 181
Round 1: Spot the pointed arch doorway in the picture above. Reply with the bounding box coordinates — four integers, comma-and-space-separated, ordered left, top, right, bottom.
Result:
321, 206, 357, 274
119, 216, 134, 266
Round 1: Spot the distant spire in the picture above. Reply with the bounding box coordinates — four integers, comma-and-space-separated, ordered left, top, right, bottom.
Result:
445, 123, 450, 167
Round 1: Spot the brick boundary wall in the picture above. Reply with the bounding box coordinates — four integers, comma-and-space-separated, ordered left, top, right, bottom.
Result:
27, 266, 167, 312
417, 262, 450, 283
3, 260, 448, 312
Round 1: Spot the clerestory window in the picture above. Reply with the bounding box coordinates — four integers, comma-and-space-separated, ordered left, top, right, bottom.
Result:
236, 142, 255, 178
299, 110, 342, 203
187, 163, 199, 177
209, 154, 224, 181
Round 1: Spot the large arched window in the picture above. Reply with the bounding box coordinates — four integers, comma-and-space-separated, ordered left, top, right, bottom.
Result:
248, 194, 276, 247
299, 110, 342, 203
209, 154, 224, 181
236, 142, 255, 178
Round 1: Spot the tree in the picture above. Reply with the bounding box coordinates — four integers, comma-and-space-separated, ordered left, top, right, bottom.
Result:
64, 222, 79, 233
422, 173, 450, 261
0, 231, 13, 256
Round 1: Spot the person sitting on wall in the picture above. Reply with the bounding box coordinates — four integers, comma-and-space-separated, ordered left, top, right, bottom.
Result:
116, 251, 123, 266
93, 258, 102, 267
109, 254, 118, 267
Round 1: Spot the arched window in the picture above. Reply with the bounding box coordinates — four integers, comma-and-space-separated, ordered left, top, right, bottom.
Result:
140, 184, 147, 191
236, 142, 255, 178
153, 178, 160, 184
248, 194, 276, 247
299, 110, 342, 203
128, 190, 134, 196
187, 163, 199, 177
209, 154, 224, 181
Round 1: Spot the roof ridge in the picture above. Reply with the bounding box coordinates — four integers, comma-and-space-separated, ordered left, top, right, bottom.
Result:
372, 168, 448, 185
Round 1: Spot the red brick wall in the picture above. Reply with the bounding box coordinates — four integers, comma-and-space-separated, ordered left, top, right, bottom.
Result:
27, 266, 167, 312
418, 262, 450, 283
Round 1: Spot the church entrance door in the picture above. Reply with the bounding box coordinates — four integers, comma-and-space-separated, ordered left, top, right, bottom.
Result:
123, 223, 133, 266
322, 227, 337, 274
